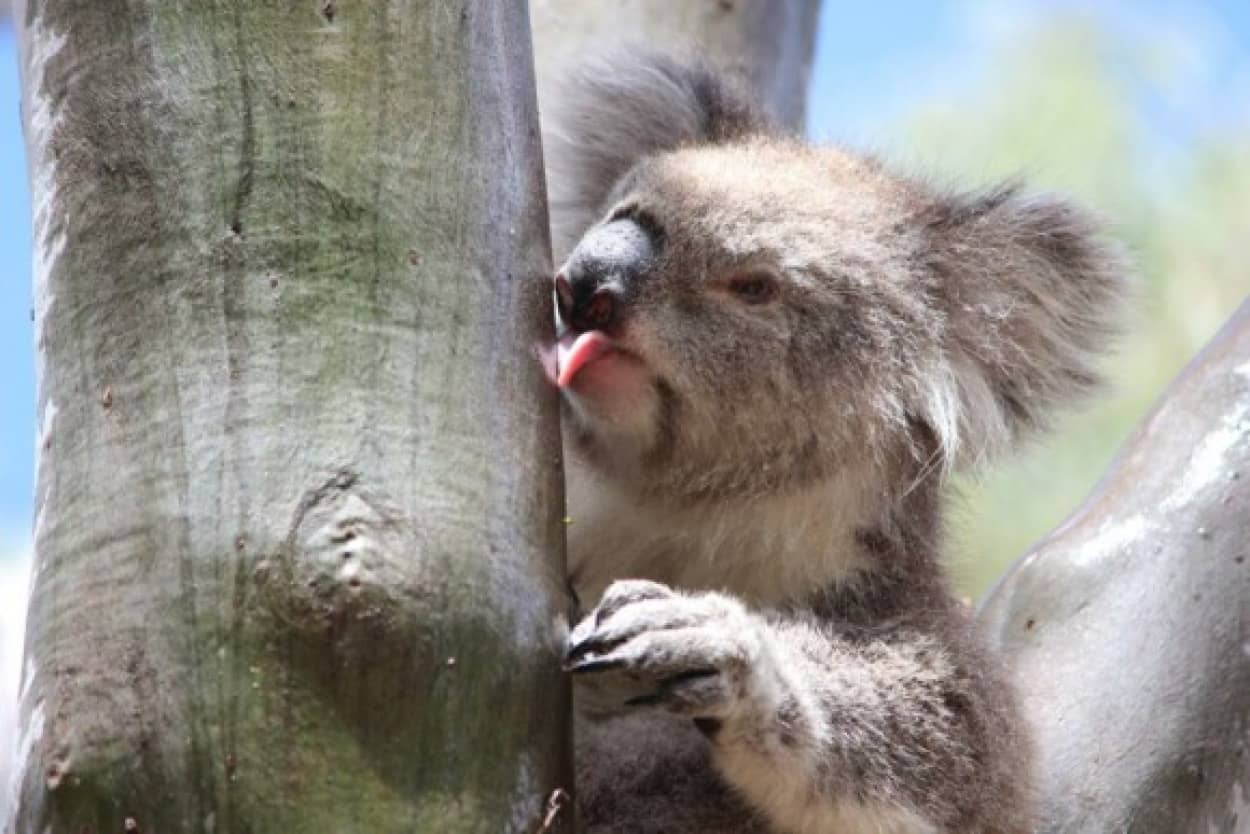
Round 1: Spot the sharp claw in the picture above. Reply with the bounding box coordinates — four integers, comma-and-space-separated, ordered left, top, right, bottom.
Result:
565, 634, 624, 665
625, 692, 663, 707
566, 655, 628, 675
658, 668, 719, 687
622, 669, 721, 709
565, 640, 594, 664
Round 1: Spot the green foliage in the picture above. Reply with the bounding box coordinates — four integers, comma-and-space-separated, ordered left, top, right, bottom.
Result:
896, 16, 1250, 597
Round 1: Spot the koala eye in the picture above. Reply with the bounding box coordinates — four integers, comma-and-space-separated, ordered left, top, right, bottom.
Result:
725, 272, 779, 305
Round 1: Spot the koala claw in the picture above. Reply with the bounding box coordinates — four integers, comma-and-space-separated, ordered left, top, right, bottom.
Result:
624, 669, 727, 713
567, 580, 771, 718
565, 655, 629, 675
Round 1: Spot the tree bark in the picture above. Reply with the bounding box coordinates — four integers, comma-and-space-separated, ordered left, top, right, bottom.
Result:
531, 0, 821, 133
9, 2, 570, 833
980, 302, 1250, 833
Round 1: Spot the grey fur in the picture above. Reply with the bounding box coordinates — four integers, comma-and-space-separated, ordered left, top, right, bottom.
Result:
544, 52, 767, 262
549, 52, 1128, 834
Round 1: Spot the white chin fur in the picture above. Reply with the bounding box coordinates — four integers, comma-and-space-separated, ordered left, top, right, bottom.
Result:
564, 452, 875, 610
564, 378, 658, 455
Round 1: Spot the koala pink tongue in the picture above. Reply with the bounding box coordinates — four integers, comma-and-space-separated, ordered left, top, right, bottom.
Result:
557, 331, 613, 388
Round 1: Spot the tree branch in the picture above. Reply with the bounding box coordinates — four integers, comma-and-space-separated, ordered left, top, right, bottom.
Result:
981, 302, 1250, 833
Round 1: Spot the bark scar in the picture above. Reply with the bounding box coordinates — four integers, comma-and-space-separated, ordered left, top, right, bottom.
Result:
284, 469, 360, 548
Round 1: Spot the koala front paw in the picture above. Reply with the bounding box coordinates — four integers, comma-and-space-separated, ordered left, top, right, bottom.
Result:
566, 579, 776, 719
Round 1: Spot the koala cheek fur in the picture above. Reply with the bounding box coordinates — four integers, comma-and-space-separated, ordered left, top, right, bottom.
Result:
546, 51, 1128, 834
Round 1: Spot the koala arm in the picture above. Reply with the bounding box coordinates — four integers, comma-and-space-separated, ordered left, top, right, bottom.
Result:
569, 580, 1030, 834
712, 617, 989, 833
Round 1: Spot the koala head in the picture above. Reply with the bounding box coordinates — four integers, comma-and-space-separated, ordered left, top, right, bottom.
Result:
543, 54, 1127, 506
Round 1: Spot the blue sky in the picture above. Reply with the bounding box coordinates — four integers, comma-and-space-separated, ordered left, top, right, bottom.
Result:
1, 21, 31, 558
1, 2, 1249, 563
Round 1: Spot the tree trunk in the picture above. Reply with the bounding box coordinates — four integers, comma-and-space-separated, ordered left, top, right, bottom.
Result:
980, 302, 1250, 833
531, 0, 821, 133
9, 2, 570, 833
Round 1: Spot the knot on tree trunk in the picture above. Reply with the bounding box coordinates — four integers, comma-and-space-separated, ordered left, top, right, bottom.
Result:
259, 470, 437, 660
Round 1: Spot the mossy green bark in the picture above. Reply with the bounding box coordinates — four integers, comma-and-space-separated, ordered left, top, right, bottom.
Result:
12, 1, 569, 832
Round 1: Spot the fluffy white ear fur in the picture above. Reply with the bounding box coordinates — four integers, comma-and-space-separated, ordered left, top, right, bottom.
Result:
918, 186, 1128, 472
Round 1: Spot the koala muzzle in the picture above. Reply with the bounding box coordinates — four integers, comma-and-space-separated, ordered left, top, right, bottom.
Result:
555, 219, 655, 334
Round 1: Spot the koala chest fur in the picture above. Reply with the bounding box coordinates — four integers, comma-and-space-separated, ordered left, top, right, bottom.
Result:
543, 52, 1127, 834
565, 458, 875, 609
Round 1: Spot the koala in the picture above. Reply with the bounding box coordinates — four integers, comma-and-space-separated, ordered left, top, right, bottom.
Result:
541, 53, 1126, 834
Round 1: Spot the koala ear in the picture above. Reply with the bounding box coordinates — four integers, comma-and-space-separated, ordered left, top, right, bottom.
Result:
917, 184, 1130, 470
542, 50, 769, 260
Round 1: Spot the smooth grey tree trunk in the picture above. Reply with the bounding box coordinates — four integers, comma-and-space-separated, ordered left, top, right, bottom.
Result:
8, 2, 570, 833
531, 0, 821, 134
981, 303, 1250, 834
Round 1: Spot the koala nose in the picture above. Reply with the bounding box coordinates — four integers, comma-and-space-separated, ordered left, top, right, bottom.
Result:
554, 218, 655, 333
555, 273, 618, 333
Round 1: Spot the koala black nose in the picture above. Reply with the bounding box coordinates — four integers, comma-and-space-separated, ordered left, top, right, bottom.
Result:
555, 272, 618, 333
555, 218, 655, 333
